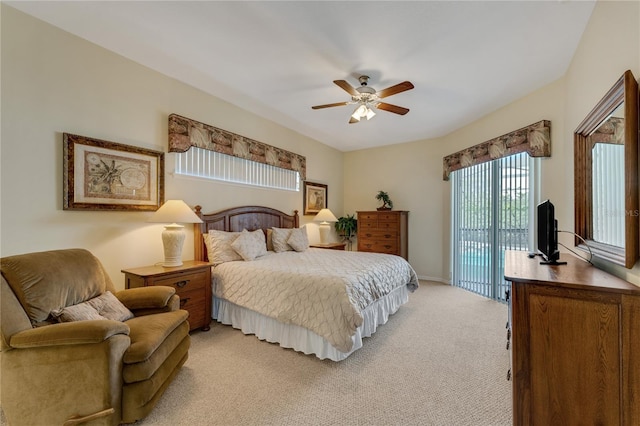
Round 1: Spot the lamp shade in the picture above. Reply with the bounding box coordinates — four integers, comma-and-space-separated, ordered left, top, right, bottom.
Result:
313, 208, 338, 223
148, 200, 202, 267
148, 200, 203, 224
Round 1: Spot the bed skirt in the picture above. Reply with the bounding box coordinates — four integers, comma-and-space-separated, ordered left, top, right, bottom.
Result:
212, 284, 409, 361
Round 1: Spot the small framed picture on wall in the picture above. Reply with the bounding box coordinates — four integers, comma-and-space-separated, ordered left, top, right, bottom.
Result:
303, 181, 327, 215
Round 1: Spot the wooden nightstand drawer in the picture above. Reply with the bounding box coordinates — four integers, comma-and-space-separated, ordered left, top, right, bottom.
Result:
153, 271, 207, 293
178, 288, 206, 329
122, 261, 212, 332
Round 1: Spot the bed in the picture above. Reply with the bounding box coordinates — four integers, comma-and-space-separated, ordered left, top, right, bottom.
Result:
193, 205, 418, 361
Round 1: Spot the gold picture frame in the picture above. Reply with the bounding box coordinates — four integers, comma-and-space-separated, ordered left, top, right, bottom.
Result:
63, 133, 164, 211
303, 181, 327, 215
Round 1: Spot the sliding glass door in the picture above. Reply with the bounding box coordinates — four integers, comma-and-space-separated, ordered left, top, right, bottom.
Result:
451, 152, 535, 302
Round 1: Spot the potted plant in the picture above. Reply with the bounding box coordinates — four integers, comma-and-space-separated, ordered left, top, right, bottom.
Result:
376, 191, 393, 210
334, 214, 357, 250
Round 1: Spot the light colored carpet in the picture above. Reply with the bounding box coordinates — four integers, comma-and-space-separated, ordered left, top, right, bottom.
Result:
139, 281, 512, 426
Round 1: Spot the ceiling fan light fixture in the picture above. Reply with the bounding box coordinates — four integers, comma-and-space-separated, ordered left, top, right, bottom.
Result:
351, 104, 366, 121
365, 106, 376, 120
351, 104, 375, 122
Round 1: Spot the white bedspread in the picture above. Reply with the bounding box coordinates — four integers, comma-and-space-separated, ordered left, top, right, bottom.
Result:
212, 248, 418, 353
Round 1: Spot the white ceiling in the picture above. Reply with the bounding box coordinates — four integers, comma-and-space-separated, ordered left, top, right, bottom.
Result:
7, 1, 596, 152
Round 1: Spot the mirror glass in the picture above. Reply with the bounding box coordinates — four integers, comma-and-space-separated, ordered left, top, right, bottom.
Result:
591, 103, 625, 247
574, 70, 639, 268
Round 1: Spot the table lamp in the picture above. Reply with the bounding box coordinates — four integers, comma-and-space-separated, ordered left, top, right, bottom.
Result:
313, 208, 338, 244
148, 200, 203, 267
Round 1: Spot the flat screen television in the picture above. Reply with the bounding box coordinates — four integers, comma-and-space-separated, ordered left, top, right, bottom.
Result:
537, 200, 566, 265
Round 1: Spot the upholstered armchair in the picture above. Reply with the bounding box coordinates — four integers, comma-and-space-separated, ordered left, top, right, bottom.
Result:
0, 249, 191, 425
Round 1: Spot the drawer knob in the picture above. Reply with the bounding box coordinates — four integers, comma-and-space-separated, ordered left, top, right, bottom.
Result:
175, 280, 189, 288
180, 297, 191, 307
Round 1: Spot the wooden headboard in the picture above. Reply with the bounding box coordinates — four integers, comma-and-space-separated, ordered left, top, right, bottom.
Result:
193, 205, 299, 262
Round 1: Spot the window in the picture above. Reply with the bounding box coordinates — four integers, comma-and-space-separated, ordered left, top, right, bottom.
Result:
174, 147, 299, 191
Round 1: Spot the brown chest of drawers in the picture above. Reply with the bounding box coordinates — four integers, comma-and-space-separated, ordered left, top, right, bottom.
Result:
122, 261, 212, 331
357, 210, 408, 260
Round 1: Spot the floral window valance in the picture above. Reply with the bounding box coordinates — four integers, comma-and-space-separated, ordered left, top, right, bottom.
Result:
168, 113, 306, 180
442, 120, 551, 181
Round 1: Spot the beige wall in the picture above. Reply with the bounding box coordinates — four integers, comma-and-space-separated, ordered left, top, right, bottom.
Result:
345, 0, 640, 283
2, 1, 639, 286
0, 5, 343, 288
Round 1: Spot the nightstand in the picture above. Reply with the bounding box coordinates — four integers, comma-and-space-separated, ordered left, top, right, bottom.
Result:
122, 261, 212, 331
310, 242, 347, 250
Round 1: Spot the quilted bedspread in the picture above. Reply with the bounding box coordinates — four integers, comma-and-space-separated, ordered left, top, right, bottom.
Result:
212, 248, 419, 352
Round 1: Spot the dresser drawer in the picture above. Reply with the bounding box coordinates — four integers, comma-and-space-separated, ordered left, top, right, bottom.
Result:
376, 221, 399, 231
359, 219, 378, 229
358, 213, 379, 221
358, 240, 399, 254
376, 212, 400, 221
359, 230, 398, 241
152, 271, 207, 293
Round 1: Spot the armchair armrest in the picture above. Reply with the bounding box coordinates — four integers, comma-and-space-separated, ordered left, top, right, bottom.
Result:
116, 286, 178, 314
9, 320, 129, 349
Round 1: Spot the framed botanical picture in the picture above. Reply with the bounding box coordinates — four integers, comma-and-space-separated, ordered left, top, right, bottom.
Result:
63, 133, 164, 211
303, 181, 327, 215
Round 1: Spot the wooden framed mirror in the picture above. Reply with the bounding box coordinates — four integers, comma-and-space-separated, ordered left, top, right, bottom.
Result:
574, 70, 639, 268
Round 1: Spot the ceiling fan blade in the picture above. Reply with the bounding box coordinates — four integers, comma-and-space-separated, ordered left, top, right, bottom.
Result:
376, 102, 410, 115
333, 80, 359, 96
376, 81, 414, 99
311, 102, 350, 110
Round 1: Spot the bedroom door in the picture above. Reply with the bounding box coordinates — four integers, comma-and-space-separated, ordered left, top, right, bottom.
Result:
451, 152, 535, 302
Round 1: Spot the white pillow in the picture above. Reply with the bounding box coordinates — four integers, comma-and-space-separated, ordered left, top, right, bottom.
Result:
287, 227, 309, 252
231, 229, 268, 261
206, 230, 243, 265
271, 227, 294, 253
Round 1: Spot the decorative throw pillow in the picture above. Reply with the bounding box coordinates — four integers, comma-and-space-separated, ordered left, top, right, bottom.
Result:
51, 302, 108, 322
231, 229, 268, 261
87, 291, 134, 322
206, 230, 243, 265
287, 227, 309, 252
271, 227, 294, 253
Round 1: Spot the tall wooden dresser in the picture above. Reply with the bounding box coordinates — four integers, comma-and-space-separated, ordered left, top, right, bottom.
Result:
356, 210, 408, 260
504, 250, 640, 425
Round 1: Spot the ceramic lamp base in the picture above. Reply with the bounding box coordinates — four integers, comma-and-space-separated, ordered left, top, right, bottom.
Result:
319, 222, 330, 244
161, 224, 185, 267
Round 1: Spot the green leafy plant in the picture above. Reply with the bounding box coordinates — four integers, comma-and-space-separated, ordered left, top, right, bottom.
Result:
376, 191, 393, 210
334, 214, 357, 250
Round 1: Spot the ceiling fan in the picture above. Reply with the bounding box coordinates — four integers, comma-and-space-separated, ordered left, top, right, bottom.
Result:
311, 75, 414, 123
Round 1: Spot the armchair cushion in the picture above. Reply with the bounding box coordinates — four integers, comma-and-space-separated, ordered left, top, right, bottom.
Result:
124, 310, 188, 364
